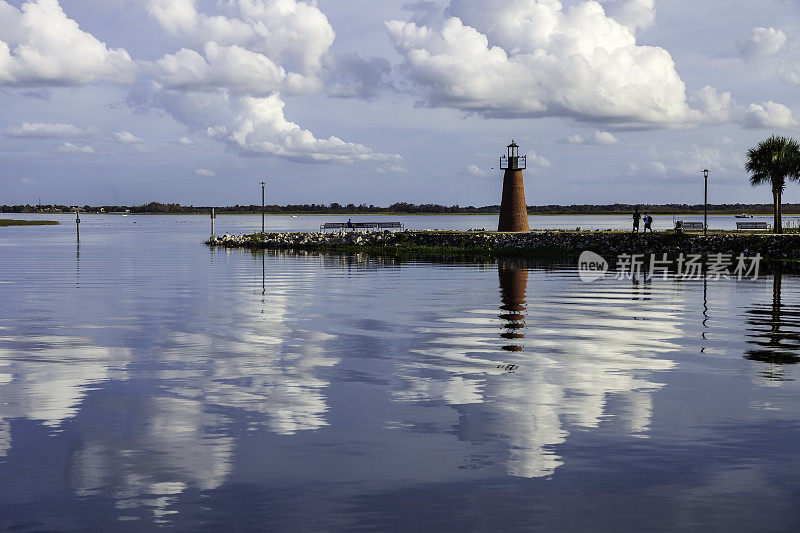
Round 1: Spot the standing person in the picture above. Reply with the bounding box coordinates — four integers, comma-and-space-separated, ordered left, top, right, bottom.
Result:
644, 213, 653, 233
632, 208, 641, 233
346, 218, 353, 229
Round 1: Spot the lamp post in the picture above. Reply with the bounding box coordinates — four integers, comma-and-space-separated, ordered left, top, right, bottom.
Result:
261, 181, 265, 233
702, 169, 709, 236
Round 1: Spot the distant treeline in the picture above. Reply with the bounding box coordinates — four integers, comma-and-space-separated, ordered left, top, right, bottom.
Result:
1, 201, 793, 215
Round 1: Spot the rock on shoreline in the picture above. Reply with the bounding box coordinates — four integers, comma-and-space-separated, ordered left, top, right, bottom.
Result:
206, 230, 800, 260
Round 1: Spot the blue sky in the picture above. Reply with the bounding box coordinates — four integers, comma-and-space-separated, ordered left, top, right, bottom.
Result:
2, 0, 800, 206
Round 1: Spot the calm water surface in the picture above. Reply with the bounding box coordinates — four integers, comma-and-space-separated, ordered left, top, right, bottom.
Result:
1, 215, 800, 531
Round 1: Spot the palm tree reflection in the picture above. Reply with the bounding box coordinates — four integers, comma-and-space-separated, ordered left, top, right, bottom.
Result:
745, 272, 800, 380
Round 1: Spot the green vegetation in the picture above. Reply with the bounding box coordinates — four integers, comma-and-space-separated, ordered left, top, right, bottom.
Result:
746, 135, 800, 234
0, 219, 59, 227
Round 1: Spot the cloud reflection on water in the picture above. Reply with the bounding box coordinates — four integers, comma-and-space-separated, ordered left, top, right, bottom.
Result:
69, 396, 234, 524
394, 263, 680, 478
0, 332, 130, 455
63, 259, 340, 522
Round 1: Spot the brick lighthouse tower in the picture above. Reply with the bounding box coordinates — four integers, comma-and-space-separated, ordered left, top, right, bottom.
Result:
498, 140, 530, 232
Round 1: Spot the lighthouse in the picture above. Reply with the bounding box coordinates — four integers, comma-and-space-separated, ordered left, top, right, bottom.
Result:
497, 140, 530, 232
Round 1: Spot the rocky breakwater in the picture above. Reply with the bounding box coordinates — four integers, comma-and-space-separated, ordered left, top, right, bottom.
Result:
206, 230, 800, 261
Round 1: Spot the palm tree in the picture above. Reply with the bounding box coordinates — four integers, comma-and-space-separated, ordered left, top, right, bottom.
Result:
746, 135, 800, 234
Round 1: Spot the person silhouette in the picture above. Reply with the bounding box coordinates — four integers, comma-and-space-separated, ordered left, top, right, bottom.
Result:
632, 208, 641, 233
644, 213, 653, 233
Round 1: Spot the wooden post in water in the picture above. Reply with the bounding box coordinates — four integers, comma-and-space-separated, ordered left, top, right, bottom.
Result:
211, 207, 215, 236
75, 209, 80, 242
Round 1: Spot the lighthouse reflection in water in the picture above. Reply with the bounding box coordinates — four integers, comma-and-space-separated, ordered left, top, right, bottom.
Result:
499, 261, 528, 354
396, 260, 680, 479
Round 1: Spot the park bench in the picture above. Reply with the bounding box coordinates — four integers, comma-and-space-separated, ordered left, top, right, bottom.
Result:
736, 221, 769, 231
320, 221, 404, 232
377, 222, 404, 230
353, 222, 378, 230
320, 222, 348, 231
675, 221, 704, 233
682, 222, 705, 231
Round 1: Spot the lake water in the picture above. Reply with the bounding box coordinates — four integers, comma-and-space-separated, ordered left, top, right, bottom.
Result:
1, 215, 799, 531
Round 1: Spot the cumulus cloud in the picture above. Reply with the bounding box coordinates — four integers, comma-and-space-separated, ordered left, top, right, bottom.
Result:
131, 86, 401, 164
602, 0, 656, 34
146, 0, 334, 82
387, 0, 703, 126
178, 136, 194, 146
463, 164, 490, 178
528, 152, 552, 168
689, 85, 733, 123
736, 27, 786, 59
56, 142, 93, 153
777, 58, 800, 85
741, 101, 797, 129
194, 168, 214, 176
219, 94, 403, 163
1, 0, 399, 167
563, 130, 619, 145
137, 1, 399, 164
6, 121, 86, 138
114, 130, 143, 143
151, 42, 289, 96
0, 0, 136, 86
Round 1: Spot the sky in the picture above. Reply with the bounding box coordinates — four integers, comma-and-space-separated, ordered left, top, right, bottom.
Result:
2, 0, 800, 207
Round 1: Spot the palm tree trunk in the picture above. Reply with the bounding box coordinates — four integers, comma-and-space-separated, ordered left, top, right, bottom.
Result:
778, 190, 783, 234
773, 189, 779, 233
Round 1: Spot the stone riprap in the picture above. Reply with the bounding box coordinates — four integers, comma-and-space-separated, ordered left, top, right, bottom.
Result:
206, 230, 800, 260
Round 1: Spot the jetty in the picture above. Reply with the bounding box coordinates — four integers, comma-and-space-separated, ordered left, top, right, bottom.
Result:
206, 230, 800, 262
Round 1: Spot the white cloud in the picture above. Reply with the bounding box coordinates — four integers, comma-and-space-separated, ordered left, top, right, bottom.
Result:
648, 144, 747, 178
137, 88, 401, 164
137, 1, 395, 165
114, 130, 143, 143
6, 121, 85, 138
57, 142, 93, 153
375, 163, 409, 174
563, 130, 619, 145
528, 152, 552, 168
690, 86, 732, 123
220, 94, 403, 163
178, 136, 194, 146
602, 0, 656, 34
386, 0, 703, 126
741, 101, 797, 129
463, 164, 490, 178
737, 26, 787, 59
0, 0, 136, 86
152, 42, 289, 96
146, 0, 334, 80
777, 52, 800, 85
194, 168, 214, 176
650, 161, 667, 175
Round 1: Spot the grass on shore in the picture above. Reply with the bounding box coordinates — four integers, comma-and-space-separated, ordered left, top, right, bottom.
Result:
0, 219, 59, 227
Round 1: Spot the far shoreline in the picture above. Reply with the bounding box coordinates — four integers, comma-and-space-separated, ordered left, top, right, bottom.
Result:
0, 219, 59, 227
5, 211, 800, 217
